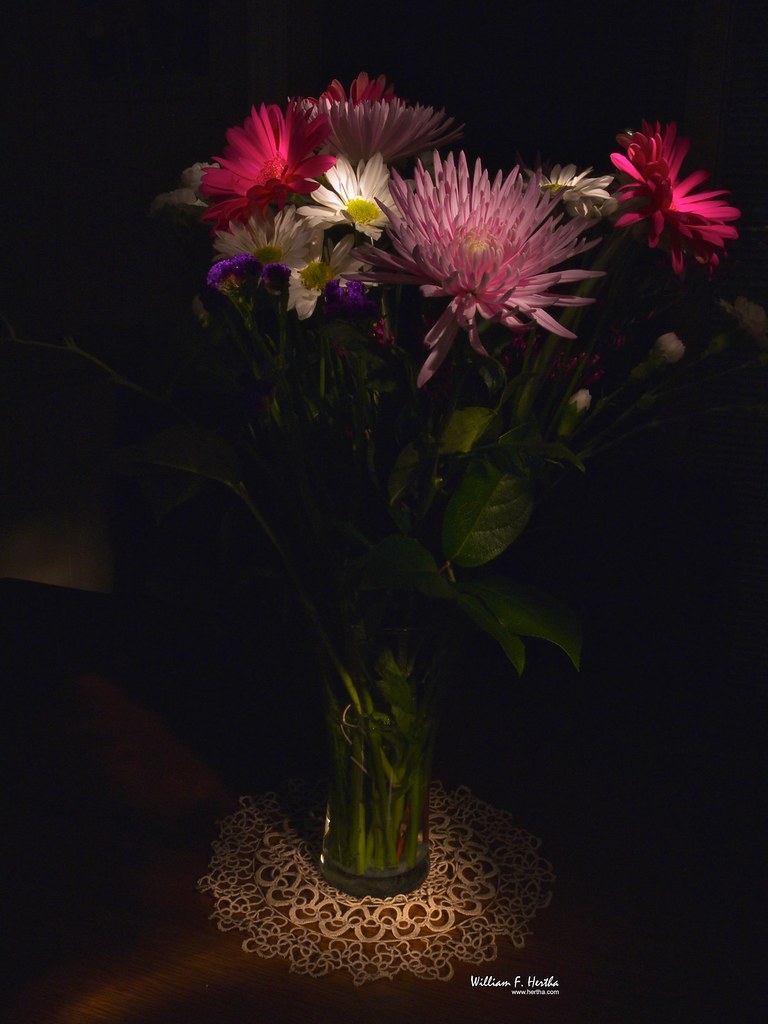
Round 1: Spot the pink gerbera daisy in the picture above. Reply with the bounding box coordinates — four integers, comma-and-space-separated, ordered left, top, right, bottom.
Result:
199, 102, 336, 228
311, 72, 462, 164
357, 151, 603, 386
319, 72, 396, 106
610, 120, 740, 274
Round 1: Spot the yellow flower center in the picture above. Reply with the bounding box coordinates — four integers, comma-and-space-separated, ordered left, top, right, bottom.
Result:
346, 197, 381, 224
256, 157, 286, 186
300, 260, 335, 291
255, 244, 282, 264
460, 228, 499, 259
542, 182, 566, 193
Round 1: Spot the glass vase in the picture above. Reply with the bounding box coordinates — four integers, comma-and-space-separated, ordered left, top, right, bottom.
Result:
320, 624, 439, 898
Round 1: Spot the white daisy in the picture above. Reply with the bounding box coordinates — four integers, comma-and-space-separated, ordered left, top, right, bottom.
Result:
540, 164, 617, 219
297, 153, 397, 240
288, 235, 365, 319
213, 206, 323, 269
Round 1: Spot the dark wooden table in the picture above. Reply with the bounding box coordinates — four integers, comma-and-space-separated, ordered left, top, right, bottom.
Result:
3, 579, 762, 1023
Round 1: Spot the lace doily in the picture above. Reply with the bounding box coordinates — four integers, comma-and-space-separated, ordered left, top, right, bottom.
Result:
198, 781, 555, 985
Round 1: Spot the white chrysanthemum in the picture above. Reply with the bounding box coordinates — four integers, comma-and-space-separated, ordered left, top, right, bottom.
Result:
213, 207, 323, 269
540, 164, 617, 219
720, 296, 768, 348
150, 162, 219, 214
181, 162, 219, 195
150, 187, 204, 213
288, 235, 365, 319
298, 153, 397, 239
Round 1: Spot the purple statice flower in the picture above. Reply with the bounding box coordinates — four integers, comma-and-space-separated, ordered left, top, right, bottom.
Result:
262, 262, 291, 293
206, 253, 262, 291
323, 279, 377, 320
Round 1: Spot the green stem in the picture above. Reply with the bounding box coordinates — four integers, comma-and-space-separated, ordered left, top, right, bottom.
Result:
572, 353, 762, 461
404, 770, 424, 868
515, 332, 561, 421
369, 790, 386, 870
350, 728, 367, 875
386, 790, 405, 866
6, 334, 192, 422
578, 400, 763, 462
233, 482, 364, 714
538, 230, 636, 435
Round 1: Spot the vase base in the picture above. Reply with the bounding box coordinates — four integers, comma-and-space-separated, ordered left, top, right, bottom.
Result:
320, 850, 429, 898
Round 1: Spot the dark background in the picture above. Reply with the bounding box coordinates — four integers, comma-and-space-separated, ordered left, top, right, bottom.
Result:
2, 2, 766, 1020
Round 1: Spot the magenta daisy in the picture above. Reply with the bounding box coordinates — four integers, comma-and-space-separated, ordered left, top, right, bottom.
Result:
610, 120, 740, 274
319, 72, 396, 106
199, 102, 336, 228
356, 151, 603, 386
311, 73, 462, 164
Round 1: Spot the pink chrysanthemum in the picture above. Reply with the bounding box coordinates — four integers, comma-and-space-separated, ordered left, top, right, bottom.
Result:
200, 102, 336, 228
357, 151, 603, 386
610, 120, 740, 274
311, 73, 462, 164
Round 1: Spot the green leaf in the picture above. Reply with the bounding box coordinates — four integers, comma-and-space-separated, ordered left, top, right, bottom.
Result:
121, 465, 206, 522
538, 441, 586, 472
375, 648, 416, 716
498, 421, 542, 448
439, 407, 495, 454
442, 459, 532, 567
460, 576, 581, 669
387, 443, 420, 504
113, 425, 243, 490
478, 357, 507, 396
457, 591, 526, 674
486, 445, 527, 475
319, 321, 386, 366
369, 709, 394, 729
490, 427, 585, 474
356, 535, 455, 599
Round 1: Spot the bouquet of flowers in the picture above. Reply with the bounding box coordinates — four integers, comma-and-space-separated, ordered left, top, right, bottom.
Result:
17, 72, 762, 895
144, 72, 748, 654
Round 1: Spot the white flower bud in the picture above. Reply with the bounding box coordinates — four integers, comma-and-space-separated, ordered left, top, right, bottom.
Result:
654, 332, 686, 363
568, 388, 592, 412
557, 388, 592, 437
